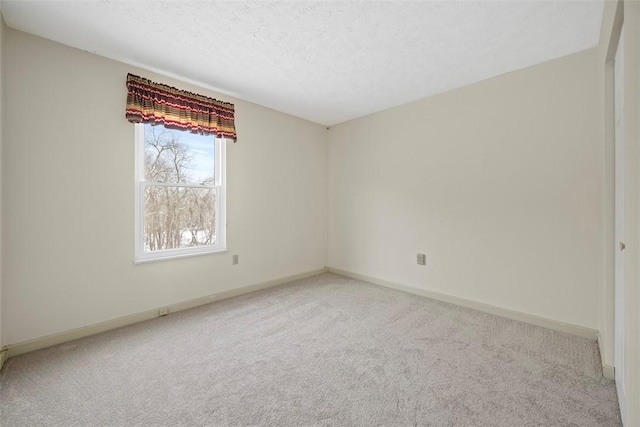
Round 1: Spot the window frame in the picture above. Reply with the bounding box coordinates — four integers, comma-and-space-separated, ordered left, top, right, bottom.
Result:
134, 123, 227, 264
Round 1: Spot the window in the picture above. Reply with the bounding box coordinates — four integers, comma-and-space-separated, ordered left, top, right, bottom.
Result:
135, 123, 226, 263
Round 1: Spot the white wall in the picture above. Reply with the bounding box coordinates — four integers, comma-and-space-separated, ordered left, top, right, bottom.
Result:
328, 49, 602, 330
2, 28, 328, 345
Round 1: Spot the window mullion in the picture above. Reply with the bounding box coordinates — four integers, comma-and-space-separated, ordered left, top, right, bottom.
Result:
145, 181, 215, 190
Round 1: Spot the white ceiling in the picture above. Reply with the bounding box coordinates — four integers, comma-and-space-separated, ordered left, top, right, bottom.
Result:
1, 0, 604, 126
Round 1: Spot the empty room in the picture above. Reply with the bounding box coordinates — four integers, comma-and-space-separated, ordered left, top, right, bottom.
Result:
0, 0, 638, 425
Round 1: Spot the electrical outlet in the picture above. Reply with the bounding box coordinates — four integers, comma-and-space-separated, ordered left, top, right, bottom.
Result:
232, 254, 239, 265
417, 253, 426, 266
158, 308, 169, 317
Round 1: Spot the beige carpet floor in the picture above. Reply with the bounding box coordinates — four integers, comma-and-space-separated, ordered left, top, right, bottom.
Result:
0, 273, 620, 426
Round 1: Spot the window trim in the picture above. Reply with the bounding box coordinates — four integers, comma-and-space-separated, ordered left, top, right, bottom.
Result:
134, 124, 227, 264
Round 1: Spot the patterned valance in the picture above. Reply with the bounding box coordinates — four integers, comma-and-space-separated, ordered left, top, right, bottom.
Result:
125, 73, 237, 142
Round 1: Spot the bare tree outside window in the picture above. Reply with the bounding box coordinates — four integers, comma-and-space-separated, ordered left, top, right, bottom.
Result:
142, 125, 218, 252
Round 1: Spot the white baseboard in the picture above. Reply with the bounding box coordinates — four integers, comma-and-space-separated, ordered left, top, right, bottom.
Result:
602, 363, 615, 380
6, 267, 608, 379
328, 267, 599, 341
597, 332, 616, 380
5, 268, 328, 358
0, 349, 7, 371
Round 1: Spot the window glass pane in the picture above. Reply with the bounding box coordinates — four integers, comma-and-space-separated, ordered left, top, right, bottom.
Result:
143, 185, 217, 252
144, 123, 215, 185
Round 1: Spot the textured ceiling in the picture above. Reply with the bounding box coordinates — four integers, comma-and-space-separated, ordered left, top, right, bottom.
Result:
1, 0, 604, 126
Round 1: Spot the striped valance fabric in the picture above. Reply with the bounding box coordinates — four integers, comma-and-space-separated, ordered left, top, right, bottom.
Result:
125, 74, 237, 142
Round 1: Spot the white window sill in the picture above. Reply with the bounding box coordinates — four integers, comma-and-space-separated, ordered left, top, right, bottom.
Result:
134, 247, 228, 264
